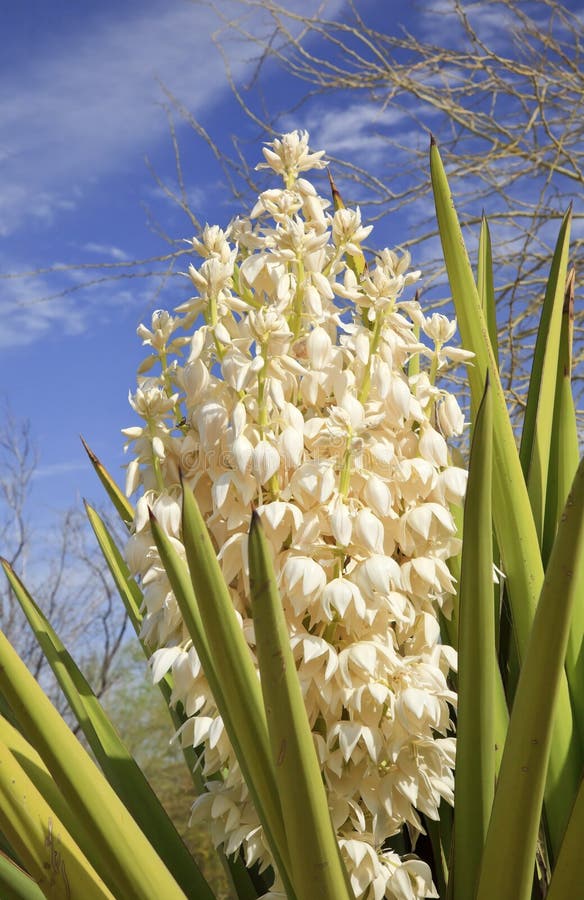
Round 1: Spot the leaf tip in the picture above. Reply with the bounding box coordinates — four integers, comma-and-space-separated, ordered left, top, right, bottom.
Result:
80, 435, 98, 464
250, 507, 260, 534
328, 167, 343, 210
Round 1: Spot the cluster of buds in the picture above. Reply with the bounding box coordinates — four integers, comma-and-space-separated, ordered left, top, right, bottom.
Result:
123, 131, 470, 899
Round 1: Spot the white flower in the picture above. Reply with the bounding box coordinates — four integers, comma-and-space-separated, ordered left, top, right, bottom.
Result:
437, 393, 465, 437
252, 440, 280, 485
256, 130, 327, 183
123, 129, 467, 899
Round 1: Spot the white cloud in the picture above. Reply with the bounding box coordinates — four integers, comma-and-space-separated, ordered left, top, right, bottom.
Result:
294, 102, 409, 161
0, 4, 226, 233
33, 461, 89, 480
82, 243, 132, 262
0, 257, 154, 349
0, 0, 350, 350
0, 0, 338, 237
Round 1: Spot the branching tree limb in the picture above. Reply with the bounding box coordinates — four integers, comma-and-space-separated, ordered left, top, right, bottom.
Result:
187, 0, 584, 425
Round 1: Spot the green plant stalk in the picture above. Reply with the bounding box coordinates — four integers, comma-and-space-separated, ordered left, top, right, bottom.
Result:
150, 501, 296, 898
248, 512, 352, 900
545, 773, 584, 900
518, 208, 572, 542
0, 630, 187, 900
1, 559, 213, 900
430, 138, 581, 854
453, 376, 497, 900
0, 736, 115, 900
0, 851, 45, 900
476, 454, 584, 900
408, 319, 421, 380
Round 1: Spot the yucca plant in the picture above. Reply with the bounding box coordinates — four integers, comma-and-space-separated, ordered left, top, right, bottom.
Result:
0, 133, 582, 900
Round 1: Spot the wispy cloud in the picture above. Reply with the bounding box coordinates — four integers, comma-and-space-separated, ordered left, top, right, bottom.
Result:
0, 0, 347, 349
0, 275, 86, 349
1, 0, 335, 238
0, 254, 153, 349
33, 460, 89, 480
286, 101, 412, 162
82, 243, 132, 262
0, 3, 235, 234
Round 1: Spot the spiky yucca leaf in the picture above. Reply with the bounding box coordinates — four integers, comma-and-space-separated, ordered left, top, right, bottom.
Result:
430, 138, 581, 855
248, 512, 351, 900
453, 376, 497, 900
0, 559, 213, 900
0, 629, 187, 900
476, 455, 584, 900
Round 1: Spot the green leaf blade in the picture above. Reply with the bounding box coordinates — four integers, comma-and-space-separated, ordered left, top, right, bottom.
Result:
0, 628, 188, 900
0, 852, 45, 900
150, 494, 296, 898
518, 208, 572, 542
248, 512, 352, 900
0, 735, 115, 900
453, 377, 498, 900
430, 138, 581, 854
81, 438, 134, 528
477, 214, 498, 368
546, 773, 584, 900
0, 560, 213, 900
476, 454, 584, 900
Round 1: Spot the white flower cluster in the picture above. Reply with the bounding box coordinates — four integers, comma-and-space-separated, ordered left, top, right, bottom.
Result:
123, 131, 470, 900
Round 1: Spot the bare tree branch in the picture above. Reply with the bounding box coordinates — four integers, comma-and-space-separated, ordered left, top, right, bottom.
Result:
0, 409, 128, 715
184, 0, 584, 426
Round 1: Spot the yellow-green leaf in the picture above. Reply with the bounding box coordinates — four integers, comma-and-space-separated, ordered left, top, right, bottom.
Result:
248, 512, 352, 900
1, 559, 213, 900
0, 851, 45, 900
81, 437, 134, 528
0, 735, 115, 900
453, 376, 498, 900
476, 454, 584, 900
0, 629, 187, 900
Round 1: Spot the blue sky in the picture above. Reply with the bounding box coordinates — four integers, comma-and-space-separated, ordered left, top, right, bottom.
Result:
0, 0, 332, 524
1, 0, 582, 552
0, 0, 417, 535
